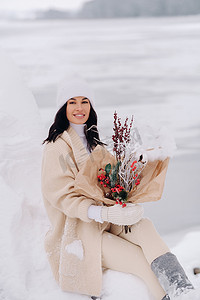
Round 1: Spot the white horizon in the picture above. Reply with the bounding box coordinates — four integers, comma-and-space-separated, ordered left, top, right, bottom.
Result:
0, 0, 90, 12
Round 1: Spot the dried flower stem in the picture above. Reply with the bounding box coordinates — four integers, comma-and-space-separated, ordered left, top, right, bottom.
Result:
112, 111, 134, 160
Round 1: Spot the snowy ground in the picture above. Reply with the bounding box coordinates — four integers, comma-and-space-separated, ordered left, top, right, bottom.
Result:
0, 15, 200, 300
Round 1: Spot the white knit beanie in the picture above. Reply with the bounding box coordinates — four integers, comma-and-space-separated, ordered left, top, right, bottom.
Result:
56, 75, 95, 110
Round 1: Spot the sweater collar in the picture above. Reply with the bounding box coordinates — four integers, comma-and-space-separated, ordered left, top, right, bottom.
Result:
60, 125, 90, 170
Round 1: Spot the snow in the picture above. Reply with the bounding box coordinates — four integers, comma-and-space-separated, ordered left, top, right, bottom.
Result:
101, 270, 155, 300
0, 17, 200, 300
134, 122, 177, 161
65, 240, 84, 261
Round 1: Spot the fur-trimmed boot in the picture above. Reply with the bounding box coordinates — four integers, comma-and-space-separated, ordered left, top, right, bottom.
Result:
151, 252, 194, 298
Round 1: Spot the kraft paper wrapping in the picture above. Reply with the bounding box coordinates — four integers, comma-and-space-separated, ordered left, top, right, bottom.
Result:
74, 144, 170, 206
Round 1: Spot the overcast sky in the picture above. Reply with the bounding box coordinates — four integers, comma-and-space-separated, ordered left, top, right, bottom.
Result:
0, 0, 90, 11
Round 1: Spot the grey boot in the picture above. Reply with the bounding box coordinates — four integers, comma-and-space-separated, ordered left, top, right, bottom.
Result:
151, 252, 194, 298
162, 295, 170, 299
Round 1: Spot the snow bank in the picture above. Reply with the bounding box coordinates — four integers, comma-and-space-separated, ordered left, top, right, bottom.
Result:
0, 49, 44, 142
0, 48, 50, 299
171, 230, 200, 298
0, 50, 199, 300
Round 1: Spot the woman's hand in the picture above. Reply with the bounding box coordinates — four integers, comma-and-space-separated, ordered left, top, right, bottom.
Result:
101, 203, 144, 226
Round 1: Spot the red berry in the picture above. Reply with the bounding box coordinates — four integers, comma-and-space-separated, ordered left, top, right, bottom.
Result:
119, 201, 122, 205
100, 181, 103, 185
131, 161, 137, 168
104, 184, 107, 187
122, 203, 126, 208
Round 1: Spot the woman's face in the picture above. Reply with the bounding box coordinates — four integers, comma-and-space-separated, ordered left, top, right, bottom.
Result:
66, 96, 91, 124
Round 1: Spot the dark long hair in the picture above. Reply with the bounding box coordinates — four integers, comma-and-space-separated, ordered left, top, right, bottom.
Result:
42, 102, 107, 153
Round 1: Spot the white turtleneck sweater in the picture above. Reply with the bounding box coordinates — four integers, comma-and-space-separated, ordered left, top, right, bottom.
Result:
69, 122, 90, 154
69, 122, 103, 223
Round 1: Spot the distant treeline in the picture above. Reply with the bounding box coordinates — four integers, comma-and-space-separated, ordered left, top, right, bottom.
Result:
79, 0, 200, 18
32, 0, 200, 20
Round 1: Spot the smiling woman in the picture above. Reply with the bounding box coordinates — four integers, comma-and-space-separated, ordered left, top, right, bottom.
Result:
42, 75, 106, 152
66, 96, 91, 124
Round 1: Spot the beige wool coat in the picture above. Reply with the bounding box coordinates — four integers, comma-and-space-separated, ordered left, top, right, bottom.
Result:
41, 125, 121, 297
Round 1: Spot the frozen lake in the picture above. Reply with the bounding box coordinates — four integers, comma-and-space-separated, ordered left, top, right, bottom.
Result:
0, 15, 200, 155
0, 15, 200, 233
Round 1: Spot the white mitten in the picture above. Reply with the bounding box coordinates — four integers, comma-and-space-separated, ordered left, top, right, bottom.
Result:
101, 203, 144, 226
88, 205, 104, 223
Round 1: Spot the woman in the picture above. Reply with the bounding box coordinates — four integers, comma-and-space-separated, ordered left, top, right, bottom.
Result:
41, 76, 194, 300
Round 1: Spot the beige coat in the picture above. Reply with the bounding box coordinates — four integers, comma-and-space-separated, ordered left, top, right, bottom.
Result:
41, 126, 121, 297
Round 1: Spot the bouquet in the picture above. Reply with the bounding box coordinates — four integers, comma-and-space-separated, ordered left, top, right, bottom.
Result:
96, 111, 148, 232
97, 111, 147, 209
74, 111, 170, 233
